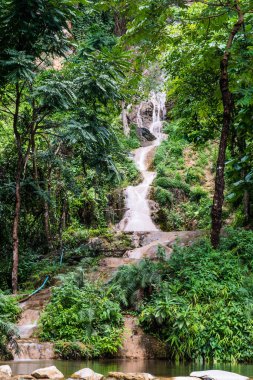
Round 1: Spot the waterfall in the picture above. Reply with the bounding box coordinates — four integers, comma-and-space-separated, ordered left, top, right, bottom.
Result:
118, 91, 166, 232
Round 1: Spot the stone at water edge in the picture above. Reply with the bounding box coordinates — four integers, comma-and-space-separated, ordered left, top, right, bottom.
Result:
0, 365, 12, 377
70, 368, 103, 380
31, 366, 64, 380
171, 377, 202, 380
190, 371, 249, 380
106, 372, 158, 380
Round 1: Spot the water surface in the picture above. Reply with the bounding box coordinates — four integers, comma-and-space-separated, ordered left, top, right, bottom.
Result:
1, 359, 253, 378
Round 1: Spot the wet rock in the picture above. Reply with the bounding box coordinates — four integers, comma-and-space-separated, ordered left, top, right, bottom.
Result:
137, 128, 156, 142
172, 378, 200, 380
87, 233, 134, 257
190, 371, 249, 380
14, 342, 55, 360
127, 102, 153, 129
31, 366, 64, 380
0, 375, 11, 380
71, 368, 103, 380
106, 189, 126, 224
106, 373, 157, 380
13, 376, 34, 380
0, 366, 12, 377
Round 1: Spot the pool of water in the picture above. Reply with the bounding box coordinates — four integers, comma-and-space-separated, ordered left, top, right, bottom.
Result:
1, 359, 253, 378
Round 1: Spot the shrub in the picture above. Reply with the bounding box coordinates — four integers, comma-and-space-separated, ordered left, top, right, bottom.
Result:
185, 167, 204, 185
139, 234, 253, 363
39, 271, 123, 358
155, 177, 171, 189
154, 187, 173, 207
110, 258, 170, 309
55, 341, 94, 359
0, 293, 20, 359
190, 186, 208, 202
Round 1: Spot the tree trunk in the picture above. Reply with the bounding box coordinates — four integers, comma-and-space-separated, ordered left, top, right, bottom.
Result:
12, 163, 22, 293
114, 12, 127, 36
243, 190, 250, 225
211, 2, 244, 248
12, 84, 22, 293
122, 101, 130, 136
44, 170, 52, 250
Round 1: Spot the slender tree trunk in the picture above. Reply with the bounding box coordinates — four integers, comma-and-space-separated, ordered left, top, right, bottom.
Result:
12, 163, 22, 294
122, 101, 130, 136
44, 197, 51, 248
114, 12, 127, 36
243, 190, 250, 225
44, 169, 52, 250
12, 84, 22, 293
211, 2, 244, 248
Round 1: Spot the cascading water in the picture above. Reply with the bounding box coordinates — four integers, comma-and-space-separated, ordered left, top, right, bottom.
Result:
119, 92, 166, 232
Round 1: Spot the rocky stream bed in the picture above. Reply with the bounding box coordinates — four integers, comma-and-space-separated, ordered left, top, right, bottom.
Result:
0, 365, 250, 380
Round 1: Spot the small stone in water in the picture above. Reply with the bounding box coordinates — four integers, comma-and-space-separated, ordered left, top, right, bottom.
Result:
31, 366, 64, 380
70, 368, 103, 380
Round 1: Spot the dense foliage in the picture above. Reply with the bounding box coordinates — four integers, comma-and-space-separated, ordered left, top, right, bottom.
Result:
153, 122, 215, 230
0, 0, 253, 366
111, 230, 253, 363
0, 293, 20, 359
39, 270, 123, 358
0, 0, 139, 292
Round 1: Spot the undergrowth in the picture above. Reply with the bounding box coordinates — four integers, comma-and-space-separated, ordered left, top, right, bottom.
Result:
39, 268, 124, 359
153, 121, 216, 230
110, 229, 253, 363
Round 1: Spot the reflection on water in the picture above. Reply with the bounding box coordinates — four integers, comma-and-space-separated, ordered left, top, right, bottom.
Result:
0, 359, 253, 378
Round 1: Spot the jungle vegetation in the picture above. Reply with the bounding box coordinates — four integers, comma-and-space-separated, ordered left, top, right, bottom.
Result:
0, 0, 253, 363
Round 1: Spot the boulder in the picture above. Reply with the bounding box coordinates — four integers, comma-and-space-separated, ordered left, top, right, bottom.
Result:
106, 372, 157, 380
172, 378, 200, 380
137, 128, 156, 142
32, 366, 64, 380
71, 368, 103, 380
190, 371, 249, 380
0, 366, 12, 377
0, 375, 11, 380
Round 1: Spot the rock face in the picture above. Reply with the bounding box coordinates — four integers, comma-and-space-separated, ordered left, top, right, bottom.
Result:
70, 368, 103, 380
87, 233, 134, 257
0, 365, 12, 377
107, 189, 126, 224
13, 342, 55, 360
31, 366, 64, 380
190, 371, 249, 380
116, 316, 167, 359
107, 373, 157, 380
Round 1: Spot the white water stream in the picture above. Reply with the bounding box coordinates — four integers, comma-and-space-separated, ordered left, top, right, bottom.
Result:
119, 92, 166, 232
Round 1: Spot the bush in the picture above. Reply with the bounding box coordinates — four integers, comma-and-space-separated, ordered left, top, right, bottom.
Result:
155, 177, 172, 189
158, 208, 184, 231
0, 293, 20, 359
110, 258, 170, 309
185, 167, 204, 185
154, 187, 173, 207
190, 185, 208, 202
39, 270, 123, 358
138, 233, 253, 363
